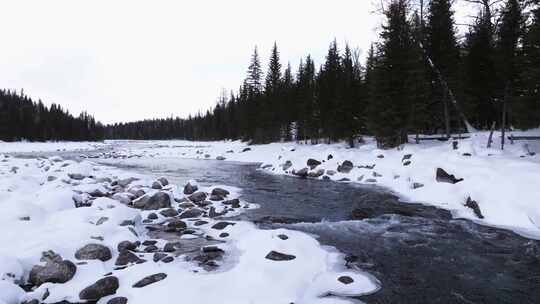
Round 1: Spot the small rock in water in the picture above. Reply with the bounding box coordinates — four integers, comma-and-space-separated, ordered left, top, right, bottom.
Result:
265, 251, 296, 261
132, 273, 167, 288
188, 191, 207, 202
338, 276, 354, 285
79, 276, 119, 301
183, 182, 198, 195
157, 177, 169, 186
211, 221, 235, 230
464, 197, 484, 219
211, 188, 230, 197
337, 161, 354, 173
223, 198, 241, 208
307, 158, 321, 169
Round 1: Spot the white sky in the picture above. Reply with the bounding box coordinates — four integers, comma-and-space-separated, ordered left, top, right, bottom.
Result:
0, 0, 477, 124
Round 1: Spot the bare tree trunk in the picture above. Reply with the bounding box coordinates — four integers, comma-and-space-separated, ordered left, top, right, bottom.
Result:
487, 121, 496, 148
501, 81, 510, 150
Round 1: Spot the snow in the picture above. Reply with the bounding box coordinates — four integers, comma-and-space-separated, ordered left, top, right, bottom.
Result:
0, 141, 107, 153
0, 150, 379, 303
101, 130, 540, 239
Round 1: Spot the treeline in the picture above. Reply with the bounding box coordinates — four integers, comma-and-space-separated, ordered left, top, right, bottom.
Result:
109, 0, 540, 147
0, 89, 104, 141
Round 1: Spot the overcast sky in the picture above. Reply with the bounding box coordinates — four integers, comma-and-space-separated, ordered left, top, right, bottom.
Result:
0, 0, 476, 124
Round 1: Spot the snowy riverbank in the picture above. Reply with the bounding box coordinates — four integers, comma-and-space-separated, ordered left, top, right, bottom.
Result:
97, 131, 540, 239
0, 152, 379, 304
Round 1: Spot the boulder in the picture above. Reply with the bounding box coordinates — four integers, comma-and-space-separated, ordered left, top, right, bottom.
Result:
79, 276, 119, 301
160, 208, 179, 217
117, 241, 138, 253
188, 191, 207, 203
166, 219, 187, 230
337, 161, 354, 173
75, 244, 112, 262
265, 251, 296, 261
29, 252, 76, 286
151, 181, 162, 190
183, 182, 198, 195
436, 168, 463, 184
292, 167, 309, 178
178, 208, 204, 219
211, 188, 230, 197
307, 158, 321, 169
211, 221, 235, 230
115, 177, 139, 188
157, 177, 169, 186
115, 251, 143, 266
223, 198, 241, 208
132, 273, 167, 288
133, 192, 171, 210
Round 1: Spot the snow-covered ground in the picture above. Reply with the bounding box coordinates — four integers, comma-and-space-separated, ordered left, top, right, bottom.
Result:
100, 130, 540, 240
0, 141, 107, 153
0, 151, 379, 303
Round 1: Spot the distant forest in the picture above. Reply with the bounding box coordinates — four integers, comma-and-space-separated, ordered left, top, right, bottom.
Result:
0, 89, 104, 141
2, 0, 540, 148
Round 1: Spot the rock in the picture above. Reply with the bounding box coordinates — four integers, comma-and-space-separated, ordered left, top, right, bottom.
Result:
144, 245, 158, 253
112, 193, 132, 205
223, 198, 241, 208
151, 181, 162, 189
211, 221, 235, 230
194, 220, 208, 226
178, 201, 195, 208
403, 160, 412, 166
307, 158, 321, 169
183, 182, 198, 195
219, 233, 229, 238
282, 160, 293, 171
365, 178, 377, 183
133, 192, 171, 210
153, 253, 167, 262
75, 244, 112, 262
129, 188, 146, 198
132, 273, 167, 288
142, 240, 157, 246
29, 253, 76, 286
216, 156, 226, 161
178, 208, 204, 219
242, 147, 251, 152
327, 154, 333, 160
188, 192, 207, 202
115, 177, 138, 188
147, 213, 158, 220
465, 197, 484, 219
115, 251, 143, 266
402, 154, 412, 162
157, 177, 169, 186
79, 276, 119, 301
326, 170, 336, 176
308, 169, 325, 178
167, 219, 187, 230
292, 167, 309, 178
117, 241, 138, 252
265, 251, 296, 261
162, 256, 174, 263
412, 182, 424, 189
163, 242, 181, 252
277, 234, 288, 240
68, 173, 86, 180
107, 297, 128, 304
436, 168, 463, 184
204, 154, 211, 158
160, 208, 179, 217
372, 172, 383, 177
209, 194, 224, 201
337, 161, 354, 173
202, 246, 224, 253
211, 188, 230, 197
338, 276, 354, 285
377, 154, 385, 159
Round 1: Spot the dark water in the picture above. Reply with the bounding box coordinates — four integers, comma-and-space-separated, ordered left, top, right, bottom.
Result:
93, 157, 540, 304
